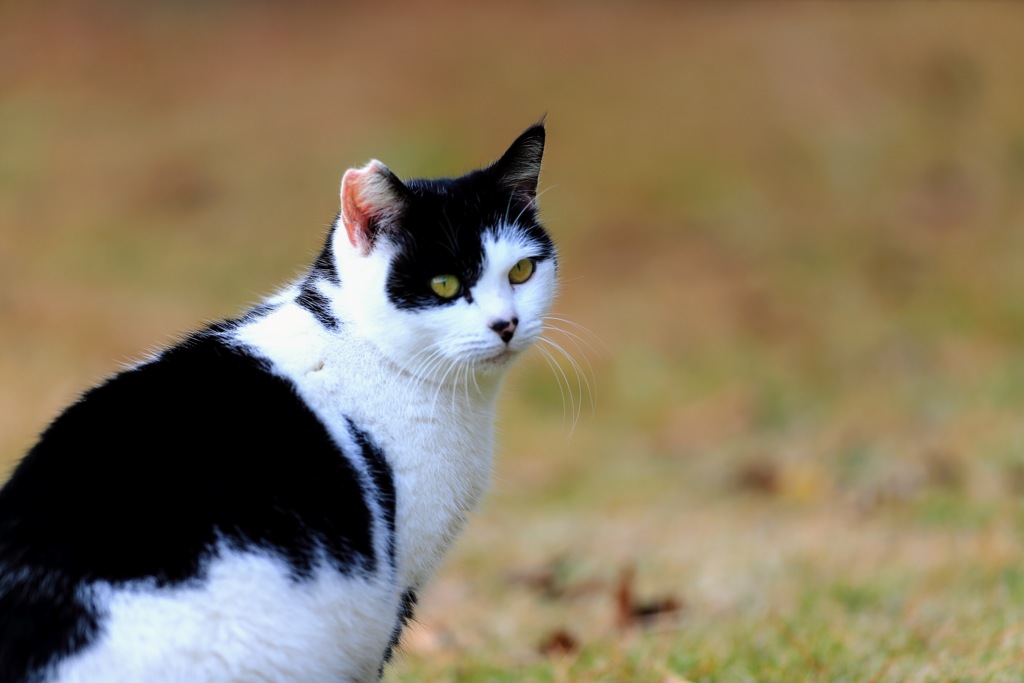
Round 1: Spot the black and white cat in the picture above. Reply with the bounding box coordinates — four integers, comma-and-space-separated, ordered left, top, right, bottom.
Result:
0, 124, 556, 682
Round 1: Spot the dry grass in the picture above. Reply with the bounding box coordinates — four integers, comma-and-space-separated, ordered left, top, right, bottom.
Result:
3, 1, 1024, 679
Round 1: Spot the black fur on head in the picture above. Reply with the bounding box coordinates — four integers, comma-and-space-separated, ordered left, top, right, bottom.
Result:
382, 123, 554, 311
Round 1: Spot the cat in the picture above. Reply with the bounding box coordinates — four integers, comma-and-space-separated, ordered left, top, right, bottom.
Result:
0, 123, 556, 683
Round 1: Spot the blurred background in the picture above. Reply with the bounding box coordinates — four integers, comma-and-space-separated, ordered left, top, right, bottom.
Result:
3, 2, 1024, 680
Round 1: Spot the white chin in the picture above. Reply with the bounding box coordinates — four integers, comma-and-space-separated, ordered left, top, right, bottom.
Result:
482, 348, 517, 368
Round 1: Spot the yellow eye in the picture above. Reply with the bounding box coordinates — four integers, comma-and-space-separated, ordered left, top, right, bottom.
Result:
509, 258, 535, 285
430, 274, 461, 298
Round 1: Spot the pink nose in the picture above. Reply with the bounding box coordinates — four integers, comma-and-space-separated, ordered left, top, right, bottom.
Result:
489, 317, 518, 344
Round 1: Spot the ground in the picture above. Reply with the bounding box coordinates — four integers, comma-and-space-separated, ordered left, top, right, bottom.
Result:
2, 2, 1024, 680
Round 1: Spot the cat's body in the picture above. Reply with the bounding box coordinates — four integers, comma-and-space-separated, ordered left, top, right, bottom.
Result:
0, 125, 555, 682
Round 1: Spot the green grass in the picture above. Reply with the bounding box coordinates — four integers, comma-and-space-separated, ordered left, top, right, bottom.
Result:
3, 1, 1024, 679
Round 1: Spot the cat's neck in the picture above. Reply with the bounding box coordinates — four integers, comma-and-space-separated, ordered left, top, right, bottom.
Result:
231, 297, 503, 589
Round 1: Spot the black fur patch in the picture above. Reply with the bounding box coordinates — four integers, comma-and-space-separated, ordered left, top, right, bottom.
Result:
296, 281, 340, 330
311, 225, 341, 286
381, 589, 418, 675
384, 178, 554, 311
204, 302, 278, 335
0, 580, 97, 683
347, 418, 397, 567
384, 127, 554, 311
296, 226, 342, 330
0, 328, 378, 678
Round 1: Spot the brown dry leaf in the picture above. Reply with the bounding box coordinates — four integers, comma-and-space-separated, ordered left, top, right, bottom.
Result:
538, 629, 579, 657
734, 459, 780, 495
615, 566, 684, 630
506, 559, 604, 600
735, 458, 831, 503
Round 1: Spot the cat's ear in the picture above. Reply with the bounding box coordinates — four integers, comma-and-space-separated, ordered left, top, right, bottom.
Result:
489, 123, 545, 202
339, 160, 409, 256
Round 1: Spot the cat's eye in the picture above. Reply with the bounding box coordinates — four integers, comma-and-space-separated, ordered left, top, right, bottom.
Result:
508, 258, 535, 285
430, 274, 461, 299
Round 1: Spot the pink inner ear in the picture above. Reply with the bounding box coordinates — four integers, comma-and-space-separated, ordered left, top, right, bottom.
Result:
341, 168, 375, 254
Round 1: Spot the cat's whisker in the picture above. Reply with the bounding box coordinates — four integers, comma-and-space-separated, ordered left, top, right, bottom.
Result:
543, 323, 598, 369
536, 333, 594, 433
502, 192, 516, 229
430, 359, 455, 415
412, 354, 450, 404
553, 335, 594, 420
415, 346, 450, 409
507, 184, 557, 229
428, 366, 449, 418
543, 316, 607, 354
462, 361, 475, 408
542, 324, 598, 414
398, 345, 447, 398
543, 341, 584, 432
534, 184, 557, 202
432, 355, 468, 419
415, 348, 449, 383
535, 344, 571, 431
453, 362, 462, 409
543, 316, 602, 404
469, 359, 483, 398
434, 337, 492, 407
401, 345, 441, 382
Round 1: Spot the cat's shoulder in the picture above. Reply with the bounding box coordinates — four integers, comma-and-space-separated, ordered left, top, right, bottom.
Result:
0, 306, 388, 580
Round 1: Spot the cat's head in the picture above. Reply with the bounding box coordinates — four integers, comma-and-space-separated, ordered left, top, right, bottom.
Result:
332, 124, 556, 385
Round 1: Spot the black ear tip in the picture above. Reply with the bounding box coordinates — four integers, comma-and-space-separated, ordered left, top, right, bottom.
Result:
512, 120, 546, 157
524, 117, 546, 140
491, 121, 547, 195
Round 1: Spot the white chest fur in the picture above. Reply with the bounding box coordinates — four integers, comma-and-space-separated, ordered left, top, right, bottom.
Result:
233, 302, 499, 591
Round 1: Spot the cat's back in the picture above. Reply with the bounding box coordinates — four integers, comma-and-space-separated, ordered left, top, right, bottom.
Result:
0, 323, 401, 683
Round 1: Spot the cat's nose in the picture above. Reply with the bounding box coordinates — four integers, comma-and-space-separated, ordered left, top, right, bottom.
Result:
489, 317, 518, 344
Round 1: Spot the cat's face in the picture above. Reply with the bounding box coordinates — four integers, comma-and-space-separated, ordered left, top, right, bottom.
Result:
334, 126, 556, 384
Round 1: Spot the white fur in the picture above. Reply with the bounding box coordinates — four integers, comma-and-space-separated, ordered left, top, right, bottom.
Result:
51, 551, 398, 683
47, 216, 555, 682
